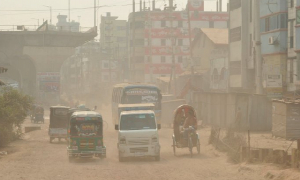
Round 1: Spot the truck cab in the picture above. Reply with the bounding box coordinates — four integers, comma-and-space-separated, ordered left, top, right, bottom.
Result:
115, 110, 160, 162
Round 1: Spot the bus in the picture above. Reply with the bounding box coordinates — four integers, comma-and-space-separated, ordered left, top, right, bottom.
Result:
112, 83, 162, 126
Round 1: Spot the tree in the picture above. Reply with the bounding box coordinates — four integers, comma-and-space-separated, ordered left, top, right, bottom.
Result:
0, 87, 32, 147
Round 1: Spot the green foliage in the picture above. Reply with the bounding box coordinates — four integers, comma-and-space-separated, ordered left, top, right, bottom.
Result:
0, 87, 32, 147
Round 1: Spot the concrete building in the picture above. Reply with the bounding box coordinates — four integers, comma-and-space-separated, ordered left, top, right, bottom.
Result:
191, 28, 228, 91
228, 0, 255, 92
100, 13, 128, 64
128, 0, 228, 83
287, 0, 300, 95
260, 0, 287, 99
56, 15, 80, 32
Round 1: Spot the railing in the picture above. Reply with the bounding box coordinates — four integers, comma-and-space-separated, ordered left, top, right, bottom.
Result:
0, 25, 96, 33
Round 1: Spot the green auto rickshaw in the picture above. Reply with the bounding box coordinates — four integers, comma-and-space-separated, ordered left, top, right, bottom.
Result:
67, 111, 106, 162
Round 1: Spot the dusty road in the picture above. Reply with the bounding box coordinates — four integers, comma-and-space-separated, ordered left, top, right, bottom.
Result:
0, 106, 299, 180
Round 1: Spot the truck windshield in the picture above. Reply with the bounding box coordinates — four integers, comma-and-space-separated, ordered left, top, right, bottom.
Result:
120, 114, 156, 130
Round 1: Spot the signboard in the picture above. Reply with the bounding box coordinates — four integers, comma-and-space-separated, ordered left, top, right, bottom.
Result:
126, 89, 158, 95
266, 75, 282, 88
37, 72, 60, 92
145, 47, 189, 56
230, 26, 241, 43
145, 64, 183, 74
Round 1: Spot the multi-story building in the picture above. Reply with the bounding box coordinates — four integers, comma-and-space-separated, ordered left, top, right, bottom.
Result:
56, 15, 80, 32
100, 13, 128, 65
260, 0, 287, 99
228, 0, 255, 92
128, 0, 228, 83
287, 0, 300, 95
228, 0, 287, 98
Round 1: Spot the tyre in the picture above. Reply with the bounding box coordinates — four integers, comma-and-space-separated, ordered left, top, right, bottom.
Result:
50, 137, 53, 143
155, 155, 160, 161
68, 156, 75, 163
197, 138, 200, 154
188, 136, 193, 158
118, 153, 125, 162
172, 136, 176, 156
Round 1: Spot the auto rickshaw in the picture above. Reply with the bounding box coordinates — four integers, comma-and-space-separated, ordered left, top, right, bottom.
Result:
34, 106, 44, 124
172, 105, 200, 157
49, 106, 70, 143
67, 111, 106, 162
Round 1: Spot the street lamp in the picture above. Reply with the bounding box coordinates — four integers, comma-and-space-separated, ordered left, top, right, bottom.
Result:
31, 18, 40, 27
43, 5, 52, 24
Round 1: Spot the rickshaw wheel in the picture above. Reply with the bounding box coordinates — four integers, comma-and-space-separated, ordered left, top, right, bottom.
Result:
118, 153, 125, 162
155, 155, 160, 161
172, 136, 176, 156
188, 137, 193, 158
68, 156, 75, 162
197, 139, 200, 154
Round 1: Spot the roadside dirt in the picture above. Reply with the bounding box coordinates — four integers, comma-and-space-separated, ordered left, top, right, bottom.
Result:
1, 105, 300, 180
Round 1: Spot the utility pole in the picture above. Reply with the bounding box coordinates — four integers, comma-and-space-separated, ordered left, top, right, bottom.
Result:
132, 0, 136, 82
147, 9, 153, 82
253, 0, 263, 94
94, 0, 96, 27
166, 0, 176, 95
187, 4, 194, 83
43, 6, 52, 24
69, 0, 71, 22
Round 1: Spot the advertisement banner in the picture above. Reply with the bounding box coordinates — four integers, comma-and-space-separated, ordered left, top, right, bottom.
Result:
145, 47, 189, 56
145, 64, 183, 74
37, 72, 60, 92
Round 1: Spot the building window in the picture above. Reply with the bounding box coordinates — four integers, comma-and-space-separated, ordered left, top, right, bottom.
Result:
290, 20, 294, 48
290, 60, 294, 83
290, 0, 294, 8
209, 21, 214, 28
147, 56, 151, 63
178, 21, 183, 27
249, 34, 253, 55
202, 37, 206, 47
290, 36, 294, 48
161, 21, 166, 27
178, 39, 183, 46
280, 14, 288, 28
161, 56, 166, 63
297, 10, 300, 24
178, 56, 183, 63
161, 39, 166, 46
265, 17, 270, 32
250, 0, 252, 22
194, 11, 199, 18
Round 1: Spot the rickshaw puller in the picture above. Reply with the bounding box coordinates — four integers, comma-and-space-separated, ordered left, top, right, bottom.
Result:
182, 110, 198, 140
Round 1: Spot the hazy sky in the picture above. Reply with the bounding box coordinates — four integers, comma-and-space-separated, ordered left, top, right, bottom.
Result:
0, 0, 228, 30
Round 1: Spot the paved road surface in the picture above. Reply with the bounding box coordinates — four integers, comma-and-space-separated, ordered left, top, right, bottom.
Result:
0, 106, 293, 180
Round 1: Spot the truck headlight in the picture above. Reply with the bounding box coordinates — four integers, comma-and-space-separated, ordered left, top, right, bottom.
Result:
119, 137, 126, 145
152, 136, 158, 144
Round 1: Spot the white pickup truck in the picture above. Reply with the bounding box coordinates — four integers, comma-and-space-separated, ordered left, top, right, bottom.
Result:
115, 110, 161, 162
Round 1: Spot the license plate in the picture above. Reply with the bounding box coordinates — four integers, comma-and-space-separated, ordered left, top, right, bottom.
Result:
134, 152, 145, 157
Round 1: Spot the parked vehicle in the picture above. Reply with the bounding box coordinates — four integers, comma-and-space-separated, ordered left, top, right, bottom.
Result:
115, 110, 161, 162
49, 106, 70, 143
112, 83, 162, 127
34, 106, 44, 124
67, 111, 106, 162
172, 105, 200, 157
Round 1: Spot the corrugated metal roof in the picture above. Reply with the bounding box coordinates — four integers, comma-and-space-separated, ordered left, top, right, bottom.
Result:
200, 28, 228, 45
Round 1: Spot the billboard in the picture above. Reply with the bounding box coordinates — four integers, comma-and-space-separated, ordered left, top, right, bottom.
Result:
145, 64, 183, 74
37, 72, 60, 92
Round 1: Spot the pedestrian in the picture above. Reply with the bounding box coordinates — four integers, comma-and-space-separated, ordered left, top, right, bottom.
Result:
234, 107, 242, 131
